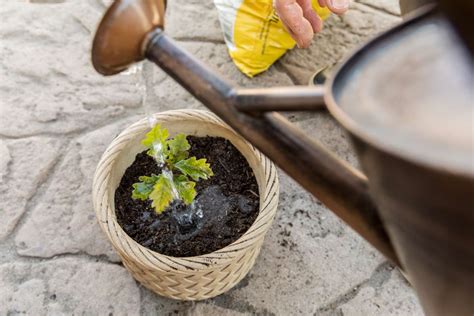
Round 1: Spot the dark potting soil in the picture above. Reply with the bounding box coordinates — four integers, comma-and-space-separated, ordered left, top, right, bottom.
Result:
115, 136, 260, 257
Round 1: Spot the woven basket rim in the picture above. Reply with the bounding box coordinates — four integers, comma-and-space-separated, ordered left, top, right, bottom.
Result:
93, 109, 279, 272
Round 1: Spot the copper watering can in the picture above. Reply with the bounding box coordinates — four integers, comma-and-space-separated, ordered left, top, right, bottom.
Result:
91, 1, 474, 315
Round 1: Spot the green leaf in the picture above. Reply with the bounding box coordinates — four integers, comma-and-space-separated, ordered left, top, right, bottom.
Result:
141, 124, 169, 159
174, 175, 196, 205
166, 133, 190, 163
149, 174, 174, 214
131, 174, 160, 201
175, 157, 214, 181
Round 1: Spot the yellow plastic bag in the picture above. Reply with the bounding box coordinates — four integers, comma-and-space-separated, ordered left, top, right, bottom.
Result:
214, 0, 331, 77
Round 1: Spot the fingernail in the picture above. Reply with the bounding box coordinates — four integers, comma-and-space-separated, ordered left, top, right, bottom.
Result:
329, 0, 349, 10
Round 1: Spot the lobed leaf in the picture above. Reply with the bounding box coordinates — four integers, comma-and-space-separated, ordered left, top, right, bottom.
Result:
131, 174, 160, 201
175, 157, 214, 181
142, 124, 169, 159
174, 175, 196, 205
167, 133, 190, 163
149, 175, 174, 214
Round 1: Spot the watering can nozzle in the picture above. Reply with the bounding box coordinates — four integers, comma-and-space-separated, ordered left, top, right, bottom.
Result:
92, 0, 166, 76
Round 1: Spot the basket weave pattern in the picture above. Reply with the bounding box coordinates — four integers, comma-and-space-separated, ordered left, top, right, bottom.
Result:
92, 110, 279, 300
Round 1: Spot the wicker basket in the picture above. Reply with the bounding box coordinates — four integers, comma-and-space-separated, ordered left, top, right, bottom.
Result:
92, 110, 279, 300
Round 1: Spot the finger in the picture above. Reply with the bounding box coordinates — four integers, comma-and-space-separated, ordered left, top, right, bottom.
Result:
285, 24, 313, 48
275, 0, 315, 48
283, 15, 314, 48
324, 0, 350, 15
297, 0, 323, 33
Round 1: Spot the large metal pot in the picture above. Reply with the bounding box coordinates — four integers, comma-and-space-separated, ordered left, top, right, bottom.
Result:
91, 1, 474, 315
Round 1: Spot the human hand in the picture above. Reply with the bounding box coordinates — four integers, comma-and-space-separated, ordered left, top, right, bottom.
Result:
274, 0, 350, 48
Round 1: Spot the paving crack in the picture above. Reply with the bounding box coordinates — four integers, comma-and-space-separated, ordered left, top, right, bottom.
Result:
27, 0, 66, 3
10, 140, 70, 240
314, 262, 394, 315
88, 0, 107, 11
184, 301, 198, 316
0, 109, 141, 140
1, 144, 13, 184
71, 110, 144, 136
12, 251, 122, 266
208, 293, 276, 316
72, 16, 92, 35
274, 62, 302, 86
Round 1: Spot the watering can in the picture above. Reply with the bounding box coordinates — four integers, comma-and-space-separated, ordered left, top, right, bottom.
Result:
91, 1, 474, 315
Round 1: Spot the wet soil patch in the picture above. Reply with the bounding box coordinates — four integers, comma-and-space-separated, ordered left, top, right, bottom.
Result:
115, 136, 260, 257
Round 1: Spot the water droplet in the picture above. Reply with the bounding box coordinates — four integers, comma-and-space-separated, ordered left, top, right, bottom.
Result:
152, 142, 166, 166
147, 115, 157, 128
196, 206, 204, 219
162, 168, 179, 199
121, 63, 142, 75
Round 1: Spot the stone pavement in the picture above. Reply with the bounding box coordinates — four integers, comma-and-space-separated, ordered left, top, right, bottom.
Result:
0, 0, 424, 315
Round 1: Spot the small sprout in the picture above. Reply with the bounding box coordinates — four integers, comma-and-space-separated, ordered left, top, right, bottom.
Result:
132, 124, 213, 214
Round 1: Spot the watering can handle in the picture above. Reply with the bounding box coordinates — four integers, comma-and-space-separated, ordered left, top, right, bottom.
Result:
91, 0, 402, 267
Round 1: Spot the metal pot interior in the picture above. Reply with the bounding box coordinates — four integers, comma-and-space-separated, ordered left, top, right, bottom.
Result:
327, 10, 473, 177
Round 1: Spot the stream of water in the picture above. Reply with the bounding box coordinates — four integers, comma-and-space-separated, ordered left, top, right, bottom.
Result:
136, 62, 205, 229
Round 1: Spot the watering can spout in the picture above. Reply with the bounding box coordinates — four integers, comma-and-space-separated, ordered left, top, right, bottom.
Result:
92, 0, 166, 76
